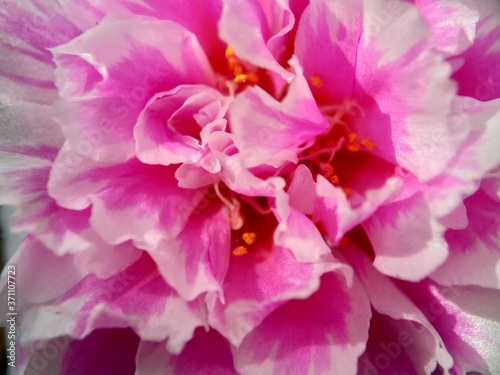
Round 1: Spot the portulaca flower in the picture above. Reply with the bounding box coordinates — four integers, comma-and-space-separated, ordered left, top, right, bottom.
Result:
1, 0, 500, 374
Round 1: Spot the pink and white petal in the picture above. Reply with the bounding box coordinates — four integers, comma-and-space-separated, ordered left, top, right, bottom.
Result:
219, 0, 294, 82
413, 0, 479, 56
175, 163, 220, 189
287, 164, 316, 215
208, 131, 286, 197
232, 270, 370, 375
88, 165, 205, 249
274, 186, 333, 262
363, 186, 449, 281
0, 102, 62, 204
481, 168, 500, 202
354, 0, 458, 182
21, 254, 206, 354
209, 245, 344, 346
345, 245, 453, 372
402, 280, 500, 375
91, 0, 226, 70
0, 236, 142, 311
51, 17, 215, 163
58, 0, 104, 31
315, 173, 402, 244
134, 85, 225, 166
0, 128, 95, 255
49, 156, 204, 249
136, 329, 237, 375
294, 0, 362, 103
424, 97, 500, 221
229, 57, 329, 168
150, 202, 231, 302
0, 237, 86, 308
0, 0, 81, 104
452, 0, 500, 102
431, 187, 500, 289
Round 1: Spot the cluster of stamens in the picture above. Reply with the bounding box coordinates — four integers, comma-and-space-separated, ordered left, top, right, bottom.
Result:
225, 46, 259, 91
299, 83, 376, 196
213, 183, 270, 257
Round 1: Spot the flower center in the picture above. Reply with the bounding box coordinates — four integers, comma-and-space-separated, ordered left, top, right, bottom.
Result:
212, 183, 274, 256
298, 96, 375, 196
222, 45, 260, 95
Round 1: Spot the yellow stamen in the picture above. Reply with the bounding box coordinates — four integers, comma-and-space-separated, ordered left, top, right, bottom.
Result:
348, 133, 359, 143
225, 45, 235, 59
311, 75, 323, 88
360, 138, 375, 150
242, 232, 257, 246
347, 143, 360, 152
234, 74, 248, 83
343, 187, 353, 197
232, 246, 248, 256
346, 133, 361, 152
225, 45, 258, 85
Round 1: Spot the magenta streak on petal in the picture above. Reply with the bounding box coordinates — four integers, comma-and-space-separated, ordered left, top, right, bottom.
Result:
0, 144, 59, 161
0, 70, 56, 89
0, 3, 80, 53
61, 254, 170, 336
0, 42, 54, 65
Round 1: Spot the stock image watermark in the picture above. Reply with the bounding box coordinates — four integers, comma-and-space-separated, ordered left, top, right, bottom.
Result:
6, 263, 17, 368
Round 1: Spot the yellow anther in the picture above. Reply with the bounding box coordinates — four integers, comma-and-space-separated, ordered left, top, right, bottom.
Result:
348, 133, 359, 143
311, 75, 323, 88
234, 72, 258, 84
330, 175, 340, 185
360, 138, 375, 150
347, 143, 361, 152
232, 246, 248, 256
226, 44, 258, 85
343, 187, 353, 197
242, 232, 257, 246
225, 45, 235, 58
234, 74, 249, 83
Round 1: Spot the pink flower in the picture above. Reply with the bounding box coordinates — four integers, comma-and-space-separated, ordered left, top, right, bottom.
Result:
1, 0, 500, 374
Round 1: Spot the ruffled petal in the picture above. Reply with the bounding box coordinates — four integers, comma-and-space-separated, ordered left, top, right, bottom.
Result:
345, 246, 453, 372
48, 154, 204, 249
363, 184, 449, 281
51, 17, 215, 163
402, 280, 500, 375
219, 0, 294, 82
229, 57, 328, 168
232, 270, 370, 375
452, 0, 500, 101
19, 254, 206, 354
134, 85, 226, 166
431, 185, 500, 289
208, 245, 343, 346
150, 202, 231, 302
413, 0, 479, 56
0, 0, 81, 104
